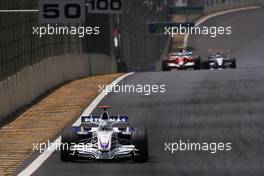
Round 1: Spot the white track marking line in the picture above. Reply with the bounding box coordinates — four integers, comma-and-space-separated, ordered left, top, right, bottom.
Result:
0, 10, 38, 12
183, 6, 261, 48
18, 72, 134, 176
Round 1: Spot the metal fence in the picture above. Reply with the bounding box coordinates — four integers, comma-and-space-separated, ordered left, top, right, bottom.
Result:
120, 0, 169, 71
0, 0, 113, 81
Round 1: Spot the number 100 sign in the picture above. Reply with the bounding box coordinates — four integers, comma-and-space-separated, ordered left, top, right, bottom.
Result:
87, 0, 122, 14
39, 0, 122, 23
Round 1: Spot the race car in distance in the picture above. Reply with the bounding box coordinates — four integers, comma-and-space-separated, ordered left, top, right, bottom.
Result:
202, 50, 236, 70
60, 106, 148, 162
162, 48, 201, 71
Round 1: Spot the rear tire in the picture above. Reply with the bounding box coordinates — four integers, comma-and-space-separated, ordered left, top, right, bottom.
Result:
60, 127, 78, 162
131, 127, 149, 162
194, 57, 201, 70
231, 58, 236, 68
162, 60, 171, 71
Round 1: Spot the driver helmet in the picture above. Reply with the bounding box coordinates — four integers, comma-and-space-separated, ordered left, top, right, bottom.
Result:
215, 52, 221, 57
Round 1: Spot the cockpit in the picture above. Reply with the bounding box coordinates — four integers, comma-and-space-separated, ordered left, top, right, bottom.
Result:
98, 121, 113, 131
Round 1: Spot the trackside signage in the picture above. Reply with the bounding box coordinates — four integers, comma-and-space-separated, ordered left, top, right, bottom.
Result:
38, 0, 122, 23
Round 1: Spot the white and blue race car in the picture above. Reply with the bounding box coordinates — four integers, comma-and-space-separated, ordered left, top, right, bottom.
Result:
60, 106, 148, 162
202, 50, 236, 70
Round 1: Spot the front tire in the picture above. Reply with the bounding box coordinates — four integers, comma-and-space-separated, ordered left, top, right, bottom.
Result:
60, 127, 78, 162
131, 127, 149, 162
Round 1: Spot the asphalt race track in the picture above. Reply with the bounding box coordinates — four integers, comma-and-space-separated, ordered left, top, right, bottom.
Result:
29, 8, 264, 176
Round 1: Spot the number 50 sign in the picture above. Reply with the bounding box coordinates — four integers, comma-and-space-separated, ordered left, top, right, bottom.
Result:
39, 0, 122, 23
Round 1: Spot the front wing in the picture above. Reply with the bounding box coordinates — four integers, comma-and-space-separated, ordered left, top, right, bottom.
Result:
71, 144, 138, 160
168, 62, 195, 68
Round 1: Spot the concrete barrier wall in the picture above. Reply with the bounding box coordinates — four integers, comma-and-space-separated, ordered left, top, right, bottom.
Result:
90, 54, 117, 76
0, 54, 115, 122
0, 0, 117, 121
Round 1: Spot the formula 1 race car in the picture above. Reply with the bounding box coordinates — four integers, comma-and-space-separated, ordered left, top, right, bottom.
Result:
60, 106, 148, 162
162, 48, 201, 71
202, 50, 236, 70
